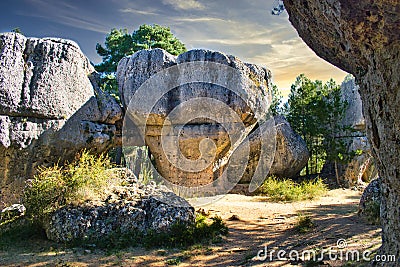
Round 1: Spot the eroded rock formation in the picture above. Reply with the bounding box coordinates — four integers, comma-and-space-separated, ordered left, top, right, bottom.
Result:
45, 173, 194, 243
117, 49, 273, 187
284, 0, 400, 260
0, 33, 122, 207
241, 115, 309, 182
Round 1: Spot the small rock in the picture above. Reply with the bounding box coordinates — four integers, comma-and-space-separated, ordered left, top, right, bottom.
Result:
227, 215, 240, 221
359, 178, 381, 215
1, 204, 26, 220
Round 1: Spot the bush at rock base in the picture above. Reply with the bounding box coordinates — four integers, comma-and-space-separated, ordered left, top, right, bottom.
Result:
23, 150, 119, 223
5, 150, 223, 249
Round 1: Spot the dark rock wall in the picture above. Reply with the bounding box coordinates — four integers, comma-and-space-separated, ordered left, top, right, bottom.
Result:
284, 0, 400, 261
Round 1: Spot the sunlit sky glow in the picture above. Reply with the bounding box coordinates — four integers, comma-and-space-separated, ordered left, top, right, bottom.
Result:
1, 0, 348, 96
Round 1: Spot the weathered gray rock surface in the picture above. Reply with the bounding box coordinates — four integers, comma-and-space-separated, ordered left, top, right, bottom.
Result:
44, 175, 195, 243
339, 78, 377, 186
359, 177, 381, 216
241, 115, 309, 181
117, 49, 273, 187
284, 0, 400, 260
0, 33, 122, 207
341, 78, 364, 132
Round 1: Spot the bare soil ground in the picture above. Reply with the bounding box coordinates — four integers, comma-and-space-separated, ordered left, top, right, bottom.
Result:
0, 189, 381, 266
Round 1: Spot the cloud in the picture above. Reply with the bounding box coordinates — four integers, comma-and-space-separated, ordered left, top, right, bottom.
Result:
19, 0, 110, 33
14, 0, 347, 96
174, 17, 226, 23
17, 12, 109, 34
162, 0, 205, 10
119, 8, 158, 16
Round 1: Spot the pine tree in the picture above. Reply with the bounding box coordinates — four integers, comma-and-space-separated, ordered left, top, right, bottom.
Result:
284, 75, 348, 176
95, 24, 187, 99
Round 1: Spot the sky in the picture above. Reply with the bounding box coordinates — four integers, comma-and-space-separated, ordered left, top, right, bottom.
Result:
0, 0, 348, 96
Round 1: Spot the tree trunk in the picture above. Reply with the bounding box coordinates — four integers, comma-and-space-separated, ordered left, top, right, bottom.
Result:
334, 160, 340, 187
133, 148, 143, 178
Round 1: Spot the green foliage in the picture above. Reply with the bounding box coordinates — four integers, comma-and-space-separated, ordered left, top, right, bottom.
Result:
11, 27, 24, 35
364, 200, 381, 225
269, 84, 283, 116
165, 255, 190, 266
96, 24, 186, 74
95, 24, 186, 102
96, 28, 135, 73
295, 214, 315, 233
132, 24, 186, 55
23, 151, 118, 223
284, 74, 350, 175
99, 74, 120, 102
257, 176, 328, 202
322, 79, 349, 163
142, 215, 228, 248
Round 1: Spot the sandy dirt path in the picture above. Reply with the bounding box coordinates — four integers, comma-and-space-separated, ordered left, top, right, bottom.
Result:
0, 189, 381, 266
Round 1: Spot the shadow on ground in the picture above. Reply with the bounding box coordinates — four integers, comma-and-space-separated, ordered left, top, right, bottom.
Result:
0, 191, 381, 267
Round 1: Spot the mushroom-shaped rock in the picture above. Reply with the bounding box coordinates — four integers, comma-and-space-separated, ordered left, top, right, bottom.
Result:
117, 49, 272, 188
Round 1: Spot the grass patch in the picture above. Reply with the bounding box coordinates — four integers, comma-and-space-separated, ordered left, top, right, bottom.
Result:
295, 214, 315, 233
165, 251, 192, 266
257, 176, 328, 202
23, 150, 120, 223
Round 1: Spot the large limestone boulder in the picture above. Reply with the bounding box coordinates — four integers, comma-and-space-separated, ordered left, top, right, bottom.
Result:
240, 115, 309, 181
341, 78, 364, 131
339, 78, 377, 186
44, 175, 195, 243
117, 49, 272, 188
284, 0, 400, 259
0, 33, 122, 207
269, 116, 309, 178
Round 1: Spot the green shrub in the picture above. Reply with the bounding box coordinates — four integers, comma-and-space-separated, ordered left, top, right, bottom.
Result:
295, 214, 315, 233
257, 176, 328, 202
23, 150, 119, 222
